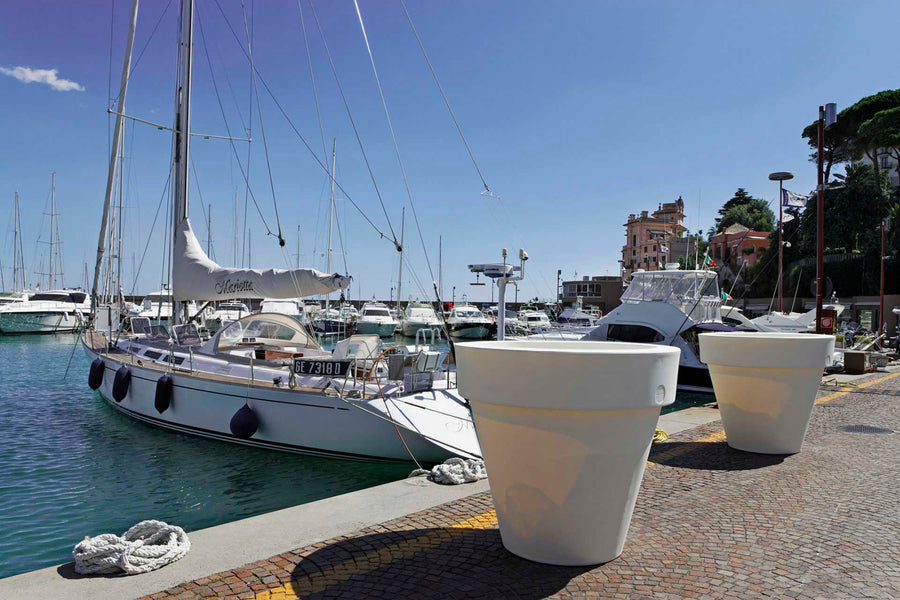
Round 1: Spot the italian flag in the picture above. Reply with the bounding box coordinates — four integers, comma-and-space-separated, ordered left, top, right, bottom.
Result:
704, 252, 718, 268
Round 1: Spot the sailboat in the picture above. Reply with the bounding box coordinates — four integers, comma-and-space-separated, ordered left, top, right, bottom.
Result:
82, 0, 478, 463
0, 175, 89, 334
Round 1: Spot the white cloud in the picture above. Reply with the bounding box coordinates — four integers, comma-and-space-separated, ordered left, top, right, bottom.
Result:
0, 66, 84, 92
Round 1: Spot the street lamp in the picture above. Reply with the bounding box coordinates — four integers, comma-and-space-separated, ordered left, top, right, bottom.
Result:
390, 286, 394, 304
768, 170, 794, 313
556, 269, 562, 313
452, 285, 456, 305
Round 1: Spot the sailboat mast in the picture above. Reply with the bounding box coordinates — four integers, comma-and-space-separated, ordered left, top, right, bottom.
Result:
296, 225, 301, 269
207, 205, 212, 255
13, 192, 23, 291
325, 138, 336, 313
172, 0, 195, 326
92, 0, 139, 318
49, 172, 56, 289
438, 235, 442, 303
396, 207, 404, 311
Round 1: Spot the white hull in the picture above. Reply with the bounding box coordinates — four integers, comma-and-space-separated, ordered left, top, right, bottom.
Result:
83, 343, 478, 463
401, 321, 442, 337
448, 325, 492, 340
356, 321, 398, 337
0, 310, 81, 334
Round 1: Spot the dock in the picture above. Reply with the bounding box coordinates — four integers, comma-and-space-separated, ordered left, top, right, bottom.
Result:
2, 367, 898, 599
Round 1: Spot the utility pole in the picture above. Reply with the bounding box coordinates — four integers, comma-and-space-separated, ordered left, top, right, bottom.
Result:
815, 104, 836, 333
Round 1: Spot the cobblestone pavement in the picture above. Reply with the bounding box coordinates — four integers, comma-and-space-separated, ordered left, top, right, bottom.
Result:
143, 371, 900, 600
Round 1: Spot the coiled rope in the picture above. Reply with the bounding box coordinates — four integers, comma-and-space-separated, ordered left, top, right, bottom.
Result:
411, 457, 488, 485
653, 427, 669, 443
72, 520, 190, 575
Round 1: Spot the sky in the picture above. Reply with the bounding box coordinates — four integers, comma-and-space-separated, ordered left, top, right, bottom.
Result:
1, 0, 898, 304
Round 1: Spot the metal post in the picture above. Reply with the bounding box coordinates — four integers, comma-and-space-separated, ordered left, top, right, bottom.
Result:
778, 179, 783, 312
880, 218, 886, 337
497, 278, 506, 341
816, 106, 825, 333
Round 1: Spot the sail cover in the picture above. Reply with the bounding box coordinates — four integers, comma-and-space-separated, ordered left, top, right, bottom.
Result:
173, 220, 350, 301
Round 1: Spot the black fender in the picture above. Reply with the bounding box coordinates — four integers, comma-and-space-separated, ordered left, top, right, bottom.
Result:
229, 404, 259, 439
112, 366, 131, 402
88, 358, 105, 390
154, 375, 173, 414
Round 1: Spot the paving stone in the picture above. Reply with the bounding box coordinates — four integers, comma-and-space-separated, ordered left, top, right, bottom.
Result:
139, 371, 900, 600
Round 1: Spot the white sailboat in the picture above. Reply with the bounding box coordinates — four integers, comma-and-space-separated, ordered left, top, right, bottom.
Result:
83, 0, 479, 463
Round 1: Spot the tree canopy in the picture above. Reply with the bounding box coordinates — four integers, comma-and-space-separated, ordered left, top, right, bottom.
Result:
715, 189, 774, 232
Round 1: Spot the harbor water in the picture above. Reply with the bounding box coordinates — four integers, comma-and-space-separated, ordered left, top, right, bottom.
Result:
0, 331, 710, 579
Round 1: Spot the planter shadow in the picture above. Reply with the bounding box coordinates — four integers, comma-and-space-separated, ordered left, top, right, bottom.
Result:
649, 441, 788, 471
288, 526, 594, 599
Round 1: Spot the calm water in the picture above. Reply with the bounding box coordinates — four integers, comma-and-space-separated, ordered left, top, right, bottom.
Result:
0, 331, 711, 579
0, 334, 410, 580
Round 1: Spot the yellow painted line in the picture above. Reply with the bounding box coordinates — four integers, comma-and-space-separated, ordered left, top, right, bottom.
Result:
647, 371, 900, 469
814, 370, 900, 405
253, 510, 498, 599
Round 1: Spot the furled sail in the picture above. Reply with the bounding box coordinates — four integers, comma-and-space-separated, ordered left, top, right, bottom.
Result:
173, 220, 350, 301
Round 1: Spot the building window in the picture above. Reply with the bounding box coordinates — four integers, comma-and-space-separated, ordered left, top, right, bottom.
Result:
880, 155, 891, 169
632, 234, 637, 246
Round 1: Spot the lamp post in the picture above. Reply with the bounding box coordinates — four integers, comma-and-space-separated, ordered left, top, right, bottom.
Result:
390, 286, 394, 305
769, 171, 794, 313
452, 285, 456, 306
556, 269, 562, 314
880, 216, 890, 338
816, 103, 837, 333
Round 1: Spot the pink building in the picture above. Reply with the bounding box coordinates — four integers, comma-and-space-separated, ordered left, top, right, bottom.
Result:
622, 197, 688, 277
708, 223, 771, 270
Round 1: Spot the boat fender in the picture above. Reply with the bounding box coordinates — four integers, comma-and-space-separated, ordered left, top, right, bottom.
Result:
112, 366, 132, 402
229, 404, 259, 439
88, 358, 106, 390
154, 375, 173, 414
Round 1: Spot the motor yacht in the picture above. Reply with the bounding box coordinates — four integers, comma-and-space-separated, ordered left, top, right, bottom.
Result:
356, 302, 399, 337
446, 305, 493, 339
400, 302, 443, 338
0, 289, 88, 334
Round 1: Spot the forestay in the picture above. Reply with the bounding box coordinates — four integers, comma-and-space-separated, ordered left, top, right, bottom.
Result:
173, 220, 350, 301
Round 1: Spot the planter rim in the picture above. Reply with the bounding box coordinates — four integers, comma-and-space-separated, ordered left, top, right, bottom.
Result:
455, 340, 681, 357
699, 332, 834, 342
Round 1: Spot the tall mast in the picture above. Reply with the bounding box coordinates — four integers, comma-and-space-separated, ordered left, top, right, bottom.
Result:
296, 225, 301, 269
207, 204, 212, 255
13, 192, 26, 292
325, 138, 336, 313
49, 172, 56, 289
171, 0, 195, 326
396, 207, 404, 310
233, 189, 238, 265
438, 235, 442, 302
92, 0, 140, 317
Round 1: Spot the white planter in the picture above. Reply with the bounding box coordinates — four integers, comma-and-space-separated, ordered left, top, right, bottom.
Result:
699, 332, 834, 455
455, 340, 680, 566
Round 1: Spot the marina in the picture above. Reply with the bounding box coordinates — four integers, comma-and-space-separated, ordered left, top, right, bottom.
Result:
1, 0, 899, 597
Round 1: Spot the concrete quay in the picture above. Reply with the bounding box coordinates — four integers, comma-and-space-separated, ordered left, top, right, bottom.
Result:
2, 366, 898, 599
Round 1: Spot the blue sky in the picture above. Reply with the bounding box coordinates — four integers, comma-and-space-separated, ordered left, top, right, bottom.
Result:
1, 0, 898, 303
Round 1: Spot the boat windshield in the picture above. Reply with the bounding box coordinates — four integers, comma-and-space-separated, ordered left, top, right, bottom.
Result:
216, 315, 316, 352
454, 308, 483, 318
29, 292, 72, 302
622, 271, 721, 320
363, 308, 391, 318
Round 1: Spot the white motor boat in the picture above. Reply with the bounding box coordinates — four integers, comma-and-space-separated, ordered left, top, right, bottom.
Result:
446, 305, 493, 339
131, 290, 200, 323
519, 310, 552, 333
584, 268, 747, 393
356, 302, 399, 337
400, 302, 443, 337
0, 289, 88, 334
260, 298, 307, 325
0, 291, 28, 308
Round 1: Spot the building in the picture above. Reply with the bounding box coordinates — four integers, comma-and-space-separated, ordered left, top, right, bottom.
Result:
560, 275, 623, 315
708, 223, 771, 270
621, 197, 689, 277
852, 152, 899, 189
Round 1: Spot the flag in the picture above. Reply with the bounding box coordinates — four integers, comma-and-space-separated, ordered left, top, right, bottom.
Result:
704, 252, 718, 268
782, 188, 809, 208
721, 290, 733, 301
660, 245, 669, 254
782, 212, 795, 224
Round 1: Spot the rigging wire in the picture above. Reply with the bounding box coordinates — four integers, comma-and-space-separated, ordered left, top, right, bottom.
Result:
195, 3, 277, 243
399, 0, 492, 196
296, 0, 328, 166
240, 0, 285, 247
211, 0, 398, 251
110, 0, 176, 107
350, 0, 434, 290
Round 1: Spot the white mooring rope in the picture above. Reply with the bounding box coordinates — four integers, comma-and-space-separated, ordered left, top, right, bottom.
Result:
411, 457, 487, 485
72, 520, 191, 575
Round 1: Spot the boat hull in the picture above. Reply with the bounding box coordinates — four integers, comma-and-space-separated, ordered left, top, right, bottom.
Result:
448, 323, 493, 340
401, 321, 442, 338
0, 310, 81, 334
356, 321, 398, 337
82, 344, 466, 463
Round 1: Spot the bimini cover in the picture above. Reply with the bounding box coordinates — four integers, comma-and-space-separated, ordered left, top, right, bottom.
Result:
173, 219, 350, 301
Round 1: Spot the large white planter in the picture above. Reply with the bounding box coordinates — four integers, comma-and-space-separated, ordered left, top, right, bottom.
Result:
699, 332, 834, 455
455, 340, 680, 566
